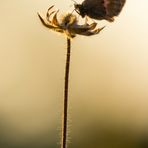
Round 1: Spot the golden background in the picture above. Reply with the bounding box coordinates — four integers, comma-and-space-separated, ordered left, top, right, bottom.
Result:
0, 0, 148, 147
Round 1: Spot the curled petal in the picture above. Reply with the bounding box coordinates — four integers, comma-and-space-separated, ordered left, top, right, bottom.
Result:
47, 5, 54, 13
38, 13, 50, 27
87, 22, 97, 30
46, 5, 55, 22
46, 11, 56, 23
37, 13, 56, 29
73, 26, 105, 36
93, 26, 106, 34
52, 10, 60, 26
86, 26, 105, 36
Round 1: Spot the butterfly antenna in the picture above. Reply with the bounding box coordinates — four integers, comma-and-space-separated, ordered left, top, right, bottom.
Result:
70, 0, 80, 16
67, 9, 75, 19
70, 9, 75, 14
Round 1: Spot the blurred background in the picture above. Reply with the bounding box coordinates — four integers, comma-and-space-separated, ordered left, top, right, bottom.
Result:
0, 0, 148, 147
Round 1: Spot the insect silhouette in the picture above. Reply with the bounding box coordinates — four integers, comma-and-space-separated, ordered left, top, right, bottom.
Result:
74, 0, 126, 22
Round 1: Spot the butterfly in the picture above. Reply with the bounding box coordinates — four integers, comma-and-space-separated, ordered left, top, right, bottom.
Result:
74, 0, 126, 22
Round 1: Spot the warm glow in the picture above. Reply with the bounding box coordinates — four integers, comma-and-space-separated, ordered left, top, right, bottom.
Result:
0, 0, 148, 147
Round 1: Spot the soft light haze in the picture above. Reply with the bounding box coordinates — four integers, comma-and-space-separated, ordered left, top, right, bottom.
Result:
0, 0, 148, 147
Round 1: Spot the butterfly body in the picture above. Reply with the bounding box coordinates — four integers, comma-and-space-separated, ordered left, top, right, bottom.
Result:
74, 0, 126, 22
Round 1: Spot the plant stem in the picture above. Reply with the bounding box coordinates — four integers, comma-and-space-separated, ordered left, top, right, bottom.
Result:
61, 38, 71, 148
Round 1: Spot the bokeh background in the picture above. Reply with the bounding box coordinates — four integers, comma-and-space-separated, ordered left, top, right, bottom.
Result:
0, 0, 148, 147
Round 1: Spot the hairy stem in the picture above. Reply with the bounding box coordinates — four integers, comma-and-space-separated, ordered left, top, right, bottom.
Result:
61, 38, 71, 148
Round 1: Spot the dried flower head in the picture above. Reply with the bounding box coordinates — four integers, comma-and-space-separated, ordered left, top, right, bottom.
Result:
37, 5, 104, 38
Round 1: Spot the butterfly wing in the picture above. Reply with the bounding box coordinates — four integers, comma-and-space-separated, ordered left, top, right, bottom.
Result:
81, 0, 126, 21
106, 0, 126, 17
82, 0, 107, 19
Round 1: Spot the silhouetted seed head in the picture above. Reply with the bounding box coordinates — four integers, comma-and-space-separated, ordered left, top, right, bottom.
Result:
38, 5, 105, 38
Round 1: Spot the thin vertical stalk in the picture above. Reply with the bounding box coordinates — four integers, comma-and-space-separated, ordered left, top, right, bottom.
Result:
61, 38, 71, 148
